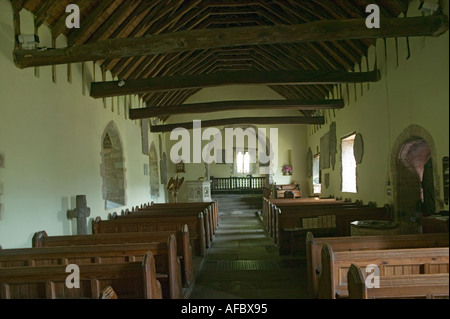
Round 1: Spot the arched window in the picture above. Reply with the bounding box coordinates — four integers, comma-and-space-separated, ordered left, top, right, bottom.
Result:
236, 151, 251, 174
101, 122, 126, 209
341, 133, 357, 193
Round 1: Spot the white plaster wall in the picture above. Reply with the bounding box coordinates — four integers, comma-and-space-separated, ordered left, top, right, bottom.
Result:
0, 1, 165, 248
305, 1, 449, 209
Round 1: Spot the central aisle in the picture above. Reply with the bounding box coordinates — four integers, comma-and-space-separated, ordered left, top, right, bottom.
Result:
189, 209, 308, 299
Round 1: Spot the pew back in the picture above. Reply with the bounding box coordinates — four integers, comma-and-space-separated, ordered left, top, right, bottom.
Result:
306, 232, 450, 298
319, 245, 449, 299
93, 213, 206, 257
114, 208, 213, 249
33, 228, 194, 288
276, 205, 391, 254
0, 252, 162, 299
149, 201, 219, 231
347, 263, 449, 299
0, 240, 182, 299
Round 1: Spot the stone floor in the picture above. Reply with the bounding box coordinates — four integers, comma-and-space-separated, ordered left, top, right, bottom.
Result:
189, 209, 309, 299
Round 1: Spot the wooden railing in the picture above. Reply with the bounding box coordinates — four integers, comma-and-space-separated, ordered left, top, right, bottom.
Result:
211, 176, 266, 194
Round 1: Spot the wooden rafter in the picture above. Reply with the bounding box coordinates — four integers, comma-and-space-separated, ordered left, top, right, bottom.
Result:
150, 116, 326, 133
129, 99, 345, 119
13, 15, 449, 69
90, 69, 381, 98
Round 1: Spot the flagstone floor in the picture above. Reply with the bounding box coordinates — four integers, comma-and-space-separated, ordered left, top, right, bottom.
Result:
189, 208, 308, 299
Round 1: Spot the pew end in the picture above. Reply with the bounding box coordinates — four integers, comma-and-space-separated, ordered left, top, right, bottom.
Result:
32, 230, 48, 248
100, 286, 119, 299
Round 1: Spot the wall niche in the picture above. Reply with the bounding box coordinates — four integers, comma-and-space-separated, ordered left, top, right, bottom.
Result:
101, 122, 126, 209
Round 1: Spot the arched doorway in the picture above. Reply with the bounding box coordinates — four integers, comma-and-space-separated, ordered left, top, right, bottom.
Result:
391, 125, 440, 233
101, 122, 126, 209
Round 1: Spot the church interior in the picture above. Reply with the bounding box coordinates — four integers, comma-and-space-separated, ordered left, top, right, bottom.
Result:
0, 0, 449, 301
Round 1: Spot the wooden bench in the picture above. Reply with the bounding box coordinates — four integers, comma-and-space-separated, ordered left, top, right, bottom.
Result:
421, 216, 449, 233
0, 251, 162, 299
276, 205, 391, 254
0, 239, 182, 299
306, 232, 450, 298
319, 245, 449, 299
33, 228, 194, 289
347, 263, 449, 299
121, 206, 214, 249
93, 213, 206, 257
262, 198, 355, 239
271, 201, 362, 240
150, 201, 219, 232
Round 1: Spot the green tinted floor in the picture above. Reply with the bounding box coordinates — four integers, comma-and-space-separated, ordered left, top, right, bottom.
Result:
189, 209, 308, 299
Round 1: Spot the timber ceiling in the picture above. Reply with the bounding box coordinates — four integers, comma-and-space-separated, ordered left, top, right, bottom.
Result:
20, 0, 412, 121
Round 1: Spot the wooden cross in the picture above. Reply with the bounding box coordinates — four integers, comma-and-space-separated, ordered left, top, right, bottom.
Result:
67, 195, 91, 235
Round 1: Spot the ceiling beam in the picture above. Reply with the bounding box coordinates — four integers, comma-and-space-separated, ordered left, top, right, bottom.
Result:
150, 116, 325, 132
13, 15, 449, 69
129, 99, 344, 119
91, 69, 381, 98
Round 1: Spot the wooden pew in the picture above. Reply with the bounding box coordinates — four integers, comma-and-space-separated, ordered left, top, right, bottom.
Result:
262, 198, 349, 235
119, 206, 214, 249
144, 201, 219, 233
347, 263, 449, 299
93, 213, 206, 257
0, 251, 162, 299
0, 239, 182, 299
152, 204, 217, 235
33, 228, 194, 289
150, 201, 219, 232
421, 216, 449, 233
263, 198, 358, 241
306, 232, 450, 299
319, 244, 449, 299
276, 205, 391, 255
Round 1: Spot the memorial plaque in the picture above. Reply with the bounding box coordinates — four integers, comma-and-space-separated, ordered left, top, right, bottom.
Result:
354, 133, 364, 164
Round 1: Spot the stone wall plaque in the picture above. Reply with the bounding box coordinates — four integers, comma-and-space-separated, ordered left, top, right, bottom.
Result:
324, 173, 330, 189
354, 133, 364, 164
149, 142, 160, 198
330, 122, 337, 170
306, 148, 313, 178
320, 132, 330, 169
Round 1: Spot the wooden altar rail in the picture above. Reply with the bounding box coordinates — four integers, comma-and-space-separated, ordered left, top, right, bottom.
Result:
211, 176, 266, 193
